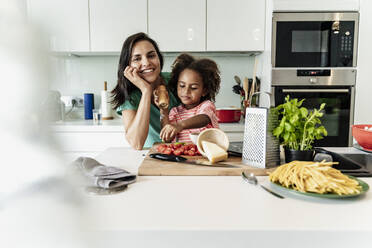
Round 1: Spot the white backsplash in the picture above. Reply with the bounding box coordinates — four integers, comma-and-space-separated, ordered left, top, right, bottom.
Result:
49, 54, 258, 115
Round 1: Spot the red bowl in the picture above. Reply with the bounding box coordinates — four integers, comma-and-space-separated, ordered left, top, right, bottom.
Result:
216, 108, 241, 123
352, 124, 372, 150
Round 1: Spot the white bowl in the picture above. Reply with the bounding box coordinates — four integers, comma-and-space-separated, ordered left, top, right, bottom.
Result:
196, 128, 229, 157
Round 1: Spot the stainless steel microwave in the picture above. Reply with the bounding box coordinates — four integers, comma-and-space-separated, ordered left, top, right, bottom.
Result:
272, 12, 359, 68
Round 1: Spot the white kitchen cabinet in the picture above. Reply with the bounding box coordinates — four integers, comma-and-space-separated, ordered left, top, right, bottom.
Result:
148, 0, 206, 52
26, 0, 90, 52
89, 0, 147, 52
273, 0, 359, 11
207, 0, 265, 51
50, 119, 129, 161
52, 131, 129, 161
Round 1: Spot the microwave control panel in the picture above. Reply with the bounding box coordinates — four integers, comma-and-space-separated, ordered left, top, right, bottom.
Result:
332, 21, 355, 67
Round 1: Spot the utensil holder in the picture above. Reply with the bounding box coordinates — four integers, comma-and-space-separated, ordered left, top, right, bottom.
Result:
242, 92, 280, 168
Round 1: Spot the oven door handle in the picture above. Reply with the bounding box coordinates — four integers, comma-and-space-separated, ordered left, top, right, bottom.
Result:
281, 89, 350, 93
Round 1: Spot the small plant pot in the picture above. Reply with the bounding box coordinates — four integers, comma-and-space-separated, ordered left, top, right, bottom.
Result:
284, 148, 314, 163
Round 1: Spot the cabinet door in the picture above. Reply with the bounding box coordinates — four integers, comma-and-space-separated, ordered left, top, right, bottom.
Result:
207, 0, 265, 51
273, 0, 359, 11
52, 132, 129, 152
90, 0, 147, 52
26, 0, 89, 52
148, 0, 206, 52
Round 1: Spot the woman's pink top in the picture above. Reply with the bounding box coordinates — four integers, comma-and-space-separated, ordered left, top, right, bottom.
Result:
168, 100, 219, 142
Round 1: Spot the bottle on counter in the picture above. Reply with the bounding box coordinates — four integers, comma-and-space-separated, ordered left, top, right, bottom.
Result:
84, 93, 94, 120
101, 81, 113, 120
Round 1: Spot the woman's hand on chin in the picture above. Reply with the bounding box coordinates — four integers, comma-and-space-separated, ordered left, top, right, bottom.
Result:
124, 66, 152, 93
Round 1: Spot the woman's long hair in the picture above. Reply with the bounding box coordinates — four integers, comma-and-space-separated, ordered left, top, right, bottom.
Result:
111, 32, 164, 110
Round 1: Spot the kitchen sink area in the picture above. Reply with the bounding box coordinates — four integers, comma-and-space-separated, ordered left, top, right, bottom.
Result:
316, 148, 372, 177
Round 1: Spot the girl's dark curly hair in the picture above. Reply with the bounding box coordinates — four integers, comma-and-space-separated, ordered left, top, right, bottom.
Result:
111, 32, 164, 110
168, 53, 220, 102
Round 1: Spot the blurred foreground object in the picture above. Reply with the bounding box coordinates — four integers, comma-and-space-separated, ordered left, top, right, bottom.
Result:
0, 1, 88, 247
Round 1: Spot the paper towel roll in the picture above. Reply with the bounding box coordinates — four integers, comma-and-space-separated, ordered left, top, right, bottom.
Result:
101, 90, 113, 119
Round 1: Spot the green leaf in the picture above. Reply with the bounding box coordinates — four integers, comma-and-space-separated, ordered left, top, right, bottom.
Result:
307, 126, 314, 135
323, 129, 328, 136
290, 133, 297, 142
275, 104, 283, 111
300, 107, 308, 118
284, 122, 293, 132
318, 126, 328, 136
273, 126, 283, 137
279, 116, 286, 127
283, 132, 290, 142
290, 114, 299, 124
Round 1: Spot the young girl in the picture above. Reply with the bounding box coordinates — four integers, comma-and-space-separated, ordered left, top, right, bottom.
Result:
156, 53, 221, 143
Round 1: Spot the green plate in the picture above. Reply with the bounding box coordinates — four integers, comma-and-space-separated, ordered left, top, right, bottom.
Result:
271, 176, 370, 199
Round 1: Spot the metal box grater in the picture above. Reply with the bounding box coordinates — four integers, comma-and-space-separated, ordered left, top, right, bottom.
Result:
242, 107, 280, 169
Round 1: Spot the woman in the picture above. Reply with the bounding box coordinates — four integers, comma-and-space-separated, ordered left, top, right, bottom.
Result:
111, 32, 180, 150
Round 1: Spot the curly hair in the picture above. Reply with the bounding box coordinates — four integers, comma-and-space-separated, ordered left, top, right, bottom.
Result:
168, 53, 220, 102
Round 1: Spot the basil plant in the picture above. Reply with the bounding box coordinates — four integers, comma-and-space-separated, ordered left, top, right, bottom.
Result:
273, 96, 328, 151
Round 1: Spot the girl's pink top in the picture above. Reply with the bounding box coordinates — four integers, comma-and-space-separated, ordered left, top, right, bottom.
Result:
168, 100, 219, 142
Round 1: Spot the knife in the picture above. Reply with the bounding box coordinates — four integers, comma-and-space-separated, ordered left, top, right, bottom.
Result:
227, 150, 242, 157
149, 153, 238, 168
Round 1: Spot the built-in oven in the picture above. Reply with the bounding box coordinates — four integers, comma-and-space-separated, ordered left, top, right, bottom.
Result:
272, 12, 359, 68
272, 69, 356, 147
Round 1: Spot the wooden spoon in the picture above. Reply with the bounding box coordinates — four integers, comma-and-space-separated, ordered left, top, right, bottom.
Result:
249, 56, 258, 104
243, 77, 249, 101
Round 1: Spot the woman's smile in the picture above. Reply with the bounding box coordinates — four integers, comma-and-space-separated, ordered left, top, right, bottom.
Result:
139, 68, 155, 75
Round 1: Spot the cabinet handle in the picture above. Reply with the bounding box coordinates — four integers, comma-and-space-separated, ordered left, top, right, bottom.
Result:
282, 89, 349, 93
187, 28, 194, 41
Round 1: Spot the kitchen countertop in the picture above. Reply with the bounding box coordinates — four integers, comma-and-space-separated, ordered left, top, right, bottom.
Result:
50, 118, 245, 132
81, 147, 372, 248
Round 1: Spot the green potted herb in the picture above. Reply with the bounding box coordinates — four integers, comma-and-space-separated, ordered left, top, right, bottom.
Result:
273, 96, 328, 162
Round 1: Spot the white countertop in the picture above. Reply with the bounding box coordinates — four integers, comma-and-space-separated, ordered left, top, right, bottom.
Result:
50, 118, 245, 132
51, 118, 125, 132
81, 147, 372, 248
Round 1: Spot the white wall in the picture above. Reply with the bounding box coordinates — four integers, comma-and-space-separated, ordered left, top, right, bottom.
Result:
355, 0, 372, 124
49, 54, 257, 111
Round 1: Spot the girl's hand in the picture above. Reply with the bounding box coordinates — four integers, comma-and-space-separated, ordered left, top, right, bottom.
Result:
160, 123, 183, 142
124, 66, 152, 93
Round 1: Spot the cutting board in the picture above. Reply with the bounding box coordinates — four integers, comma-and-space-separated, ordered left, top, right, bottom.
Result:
138, 143, 276, 176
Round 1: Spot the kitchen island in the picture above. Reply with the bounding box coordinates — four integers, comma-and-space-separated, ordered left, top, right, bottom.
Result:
81, 147, 372, 248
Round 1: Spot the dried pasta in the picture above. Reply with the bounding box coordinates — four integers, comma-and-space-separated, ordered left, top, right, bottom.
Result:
269, 161, 362, 195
